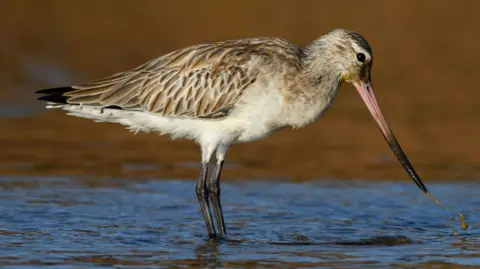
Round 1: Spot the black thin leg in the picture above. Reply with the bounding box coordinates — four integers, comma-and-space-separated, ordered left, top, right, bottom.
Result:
196, 162, 216, 238
207, 160, 226, 236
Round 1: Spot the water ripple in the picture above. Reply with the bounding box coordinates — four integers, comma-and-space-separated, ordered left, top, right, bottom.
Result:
0, 177, 478, 268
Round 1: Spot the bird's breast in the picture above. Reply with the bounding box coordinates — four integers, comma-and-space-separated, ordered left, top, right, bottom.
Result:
229, 84, 287, 143
283, 85, 339, 129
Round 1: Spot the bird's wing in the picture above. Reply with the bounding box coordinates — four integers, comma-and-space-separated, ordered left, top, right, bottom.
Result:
57, 38, 300, 118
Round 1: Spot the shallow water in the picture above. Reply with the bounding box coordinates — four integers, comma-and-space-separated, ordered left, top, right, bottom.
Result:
0, 176, 479, 268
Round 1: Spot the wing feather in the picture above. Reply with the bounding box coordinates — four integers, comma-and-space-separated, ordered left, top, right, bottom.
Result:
59, 37, 302, 118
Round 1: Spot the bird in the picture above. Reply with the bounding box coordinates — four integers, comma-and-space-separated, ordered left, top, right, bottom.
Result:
36, 28, 430, 239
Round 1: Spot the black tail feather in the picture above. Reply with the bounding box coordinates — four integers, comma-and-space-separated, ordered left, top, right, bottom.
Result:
35, 86, 74, 104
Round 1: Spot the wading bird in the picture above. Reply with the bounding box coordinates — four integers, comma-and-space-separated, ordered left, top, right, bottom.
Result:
36, 29, 430, 239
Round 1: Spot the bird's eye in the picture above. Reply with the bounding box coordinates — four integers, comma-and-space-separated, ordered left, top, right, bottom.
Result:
356, 53, 366, 63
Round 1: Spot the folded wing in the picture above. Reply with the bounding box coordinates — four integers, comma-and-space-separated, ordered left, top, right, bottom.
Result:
39, 40, 271, 118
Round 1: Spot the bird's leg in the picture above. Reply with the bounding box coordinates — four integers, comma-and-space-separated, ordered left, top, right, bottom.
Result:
207, 159, 226, 236
206, 144, 229, 236
196, 161, 216, 238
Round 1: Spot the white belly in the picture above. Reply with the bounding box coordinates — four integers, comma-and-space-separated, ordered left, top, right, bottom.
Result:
57, 97, 283, 146
56, 82, 286, 146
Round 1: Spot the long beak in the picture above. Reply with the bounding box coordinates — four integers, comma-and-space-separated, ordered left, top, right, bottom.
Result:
353, 81, 429, 194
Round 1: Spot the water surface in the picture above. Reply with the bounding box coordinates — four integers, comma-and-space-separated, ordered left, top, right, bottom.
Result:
0, 177, 478, 268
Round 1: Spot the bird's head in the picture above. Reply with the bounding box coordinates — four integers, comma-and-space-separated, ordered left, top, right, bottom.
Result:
304, 29, 429, 195
305, 28, 372, 87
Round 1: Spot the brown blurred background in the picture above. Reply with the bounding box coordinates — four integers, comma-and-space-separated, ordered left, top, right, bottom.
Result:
0, 0, 479, 181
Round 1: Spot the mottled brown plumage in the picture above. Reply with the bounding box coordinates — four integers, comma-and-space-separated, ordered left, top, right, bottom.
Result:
63, 38, 302, 118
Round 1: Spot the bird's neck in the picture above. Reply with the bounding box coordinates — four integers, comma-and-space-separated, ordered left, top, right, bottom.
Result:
296, 51, 344, 104
300, 45, 344, 94
282, 54, 343, 129
301, 67, 342, 96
